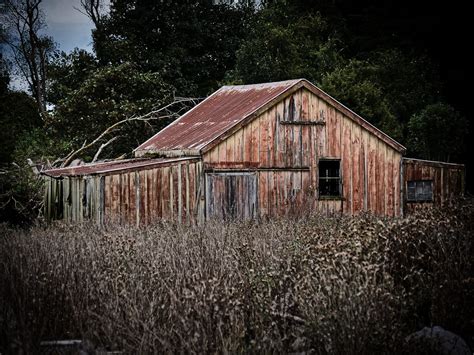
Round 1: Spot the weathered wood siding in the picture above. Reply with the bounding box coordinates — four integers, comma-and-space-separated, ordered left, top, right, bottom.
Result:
203, 88, 403, 217
402, 158, 464, 213
44, 160, 204, 225
44, 175, 104, 223
206, 172, 257, 220
103, 160, 203, 225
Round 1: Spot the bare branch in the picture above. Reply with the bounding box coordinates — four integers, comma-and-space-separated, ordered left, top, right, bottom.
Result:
59, 97, 201, 167
92, 136, 119, 163
3, 0, 53, 113
75, 0, 104, 28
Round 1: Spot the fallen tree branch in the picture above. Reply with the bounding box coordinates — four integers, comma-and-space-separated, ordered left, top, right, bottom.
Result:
59, 97, 201, 168
92, 136, 119, 163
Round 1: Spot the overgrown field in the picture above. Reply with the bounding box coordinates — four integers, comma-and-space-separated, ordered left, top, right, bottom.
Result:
1, 202, 473, 354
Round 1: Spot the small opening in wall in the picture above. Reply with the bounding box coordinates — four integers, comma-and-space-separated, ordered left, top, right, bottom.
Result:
319, 160, 341, 197
407, 180, 433, 202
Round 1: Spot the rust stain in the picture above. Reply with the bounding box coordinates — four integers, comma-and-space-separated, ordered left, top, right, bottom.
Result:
43, 157, 198, 178
136, 80, 301, 154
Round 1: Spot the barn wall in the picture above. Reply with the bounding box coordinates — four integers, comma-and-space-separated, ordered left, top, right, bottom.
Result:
203, 88, 403, 217
44, 160, 204, 225
103, 160, 203, 225
402, 158, 464, 214
44, 175, 104, 224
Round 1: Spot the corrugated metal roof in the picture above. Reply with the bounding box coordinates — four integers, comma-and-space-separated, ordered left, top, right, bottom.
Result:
403, 157, 465, 168
42, 157, 198, 178
135, 79, 301, 154
135, 78, 405, 155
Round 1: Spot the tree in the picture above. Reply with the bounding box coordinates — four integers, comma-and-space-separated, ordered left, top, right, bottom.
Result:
0, 56, 9, 96
407, 103, 468, 162
50, 63, 175, 161
0, 91, 41, 163
226, 1, 345, 84
320, 58, 403, 140
320, 49, 441, 142
77, 0, 105, 28
92, 0, 252, 96
1, 0, 55, 113
46, 48, 98, 105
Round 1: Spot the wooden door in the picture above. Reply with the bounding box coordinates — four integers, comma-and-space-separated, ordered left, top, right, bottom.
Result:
205, 172, 257, 220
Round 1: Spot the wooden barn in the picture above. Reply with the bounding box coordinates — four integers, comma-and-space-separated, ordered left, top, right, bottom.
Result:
42, 79, 465, 224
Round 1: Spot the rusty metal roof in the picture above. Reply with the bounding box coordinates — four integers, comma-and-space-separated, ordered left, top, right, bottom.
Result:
42, 157, 198, 178
136, 79, 405, 155
135, 79, 302, 154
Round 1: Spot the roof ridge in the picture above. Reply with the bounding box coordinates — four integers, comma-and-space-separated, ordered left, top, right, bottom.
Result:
221, 79, 304, 91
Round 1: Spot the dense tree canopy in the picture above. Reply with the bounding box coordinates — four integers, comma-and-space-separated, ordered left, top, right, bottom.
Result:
319, 50, 441, 142
93, 0, 252, 96
408, 103, 468, 162
228, 6, 344, 84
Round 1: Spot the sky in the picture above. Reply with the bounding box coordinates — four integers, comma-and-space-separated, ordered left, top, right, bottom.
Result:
42, 0, 97, 52
5, 0, 105, 90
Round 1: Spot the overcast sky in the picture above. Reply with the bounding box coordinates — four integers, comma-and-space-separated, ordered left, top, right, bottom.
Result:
42, 0, 99, 52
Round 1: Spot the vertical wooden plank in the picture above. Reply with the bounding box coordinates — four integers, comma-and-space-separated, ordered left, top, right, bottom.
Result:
265, 105, 279, 166
319, 100, 328, 156
327, 106, 336, 157
393, 153, 401, 216
141, 170, 148, 225
110, 175, 119, 222
267, 107, 276, 166
185, 163, 190, 222
294, 90, 302, 122
361, 130, 368, 212
155, 168, 162, 220
352, 122, 361, 214
104, 176, 112, 223
301, 89, 309, 122
243, 124, 252, 163
135, 171, 140, 227
181, 163, 187, 222
334, 111, 342, 157
121, 173, 129, 224
381, 144, 387, 216
341, 116, 352, 214
168, 166, 174, 220
235, 128, 244, 163
150, 168, 156, 223
274, 102, 282, 166
207, 144, 217, 166
386, 149, 394, 217
368, 134, 376, 213
250, 118, 260, 164
258, 171, 267, 217
197, 162, 205, 223
226, 132, 235, 164
259, 110, 269, 166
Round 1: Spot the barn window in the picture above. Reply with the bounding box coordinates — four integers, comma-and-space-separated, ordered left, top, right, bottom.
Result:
319, 160, 341, 197
407, 180, 433, 202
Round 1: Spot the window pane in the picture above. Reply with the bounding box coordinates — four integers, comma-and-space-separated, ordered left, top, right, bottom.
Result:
421, 181, 433, 201
319, 160, 341, 196
407, 182, 416, 201
406, 180, 433, 202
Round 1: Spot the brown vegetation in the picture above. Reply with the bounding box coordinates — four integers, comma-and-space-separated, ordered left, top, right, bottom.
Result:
1, 201, 473, 353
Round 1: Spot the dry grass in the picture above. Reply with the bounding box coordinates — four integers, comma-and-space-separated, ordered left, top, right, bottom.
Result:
1, 201, 473, 354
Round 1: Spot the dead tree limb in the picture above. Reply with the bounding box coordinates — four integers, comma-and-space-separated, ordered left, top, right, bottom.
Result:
92, 136, 119, 163
59, 97, 201, 168
74, 0, 105, 28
